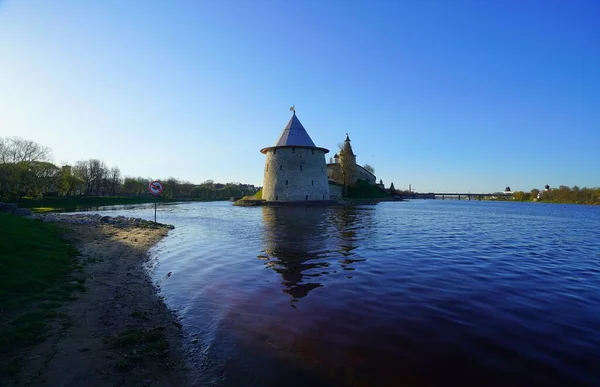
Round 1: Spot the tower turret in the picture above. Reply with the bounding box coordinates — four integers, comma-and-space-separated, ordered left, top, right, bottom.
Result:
338, 133, 357, 186
260, 111, 330, 201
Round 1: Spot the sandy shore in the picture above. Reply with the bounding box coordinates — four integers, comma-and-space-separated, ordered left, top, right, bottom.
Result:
11, 221, 187, 386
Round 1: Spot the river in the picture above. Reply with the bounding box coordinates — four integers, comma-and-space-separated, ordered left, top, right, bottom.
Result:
73, 200, 600, 386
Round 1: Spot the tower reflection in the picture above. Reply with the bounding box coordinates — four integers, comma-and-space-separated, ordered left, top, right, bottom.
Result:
260, 206, 330, 302
328, 207, 373, 271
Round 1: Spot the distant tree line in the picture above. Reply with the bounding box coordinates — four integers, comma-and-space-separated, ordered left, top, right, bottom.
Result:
512, 186, 600, 205
0, 137, 259, 202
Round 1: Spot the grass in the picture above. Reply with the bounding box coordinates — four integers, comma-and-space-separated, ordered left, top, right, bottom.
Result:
233, 189, 263, 206
0, 212, 79, 376
346, 179, 391, 199
0, 213, 77, 312
106, 327, 170, 371
250, 188, 262, 199
18, 196, 177, 213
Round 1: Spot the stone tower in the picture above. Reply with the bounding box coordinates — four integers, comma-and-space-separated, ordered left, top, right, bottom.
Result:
260, 112, 330, 202
338, 133, 357, 185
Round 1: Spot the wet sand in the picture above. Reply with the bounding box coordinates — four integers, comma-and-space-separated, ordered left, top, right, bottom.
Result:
12, 222, 187, 386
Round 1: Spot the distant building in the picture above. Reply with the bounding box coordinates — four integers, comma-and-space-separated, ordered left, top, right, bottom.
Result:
260, 112, 330, 202
538, 184, 551, 200
326, 134, 377, 186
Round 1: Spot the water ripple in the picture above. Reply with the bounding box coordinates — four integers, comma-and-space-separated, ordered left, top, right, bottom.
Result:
78, 200, 600, 386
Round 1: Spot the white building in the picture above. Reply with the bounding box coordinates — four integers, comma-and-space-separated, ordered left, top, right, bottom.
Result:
260, 112, 330, 202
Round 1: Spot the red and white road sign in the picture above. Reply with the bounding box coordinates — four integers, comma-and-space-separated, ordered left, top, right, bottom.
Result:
148, 181, 164, 195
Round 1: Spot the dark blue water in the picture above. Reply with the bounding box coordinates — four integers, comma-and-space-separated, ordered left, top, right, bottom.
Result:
76, 200, 600, 386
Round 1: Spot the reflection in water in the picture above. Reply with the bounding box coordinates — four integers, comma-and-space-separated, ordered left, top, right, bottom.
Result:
260, 206, 373, 304
261, 206, 330, 302
328, 207, 373, 270
78, 202, 600, 386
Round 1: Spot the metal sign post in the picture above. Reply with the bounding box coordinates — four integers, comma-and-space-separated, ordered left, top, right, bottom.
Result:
148, 180, 164, 223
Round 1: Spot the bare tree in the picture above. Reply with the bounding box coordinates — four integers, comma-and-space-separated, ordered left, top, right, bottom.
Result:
109, 166, 121, 195
72, 159, 109, 196
91, 160, 108, 195
0, 137, 51, 164
73, 161, 92, 195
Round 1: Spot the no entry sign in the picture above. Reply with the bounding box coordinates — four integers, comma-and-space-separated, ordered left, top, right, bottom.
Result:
148, 180, 164, 196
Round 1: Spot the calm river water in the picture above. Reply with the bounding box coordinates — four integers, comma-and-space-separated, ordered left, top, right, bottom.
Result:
76, 200, 600, 386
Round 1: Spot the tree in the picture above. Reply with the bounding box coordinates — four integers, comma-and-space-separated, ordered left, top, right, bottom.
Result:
0, 137, 53, 200
337, 144, 355, 196
109, 167, 121, 195
0, 137, 51, 164
363, 164, 375, 174
73, 159, 109, 195
58, 172, 84, 196
512, 191, 530, 201
530, 188, 540, 199
73, 161, 92, 195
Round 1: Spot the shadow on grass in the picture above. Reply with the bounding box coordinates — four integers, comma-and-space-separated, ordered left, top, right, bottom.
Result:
0, 213, 83, 377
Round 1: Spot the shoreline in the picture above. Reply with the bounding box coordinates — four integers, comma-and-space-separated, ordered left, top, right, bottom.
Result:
5, 216, 188, 386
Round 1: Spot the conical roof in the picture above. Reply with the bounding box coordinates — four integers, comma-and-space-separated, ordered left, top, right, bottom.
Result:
260, 112, 329, 154
274, 113, 316, 147
342, 133, 355, 156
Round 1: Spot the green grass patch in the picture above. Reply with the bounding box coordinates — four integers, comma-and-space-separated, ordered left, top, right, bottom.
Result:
0, 213, 79, 376
106, 327, 170, 371
109, 327, 165, 347
233, 189, 264, 206
251, 189, 262, 200
0, 213, 76, 312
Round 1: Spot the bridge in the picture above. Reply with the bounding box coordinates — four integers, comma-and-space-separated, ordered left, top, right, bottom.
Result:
398, 192, 514, 200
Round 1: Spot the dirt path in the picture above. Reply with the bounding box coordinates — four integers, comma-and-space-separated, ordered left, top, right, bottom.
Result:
9, 223, 188, 387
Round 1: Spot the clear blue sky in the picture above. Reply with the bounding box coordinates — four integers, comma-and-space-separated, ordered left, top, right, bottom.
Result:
1, 0, 598, 193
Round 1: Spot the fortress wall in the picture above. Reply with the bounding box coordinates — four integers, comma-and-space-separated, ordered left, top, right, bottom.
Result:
356, 166, 376, 184
262, 147, 330, 201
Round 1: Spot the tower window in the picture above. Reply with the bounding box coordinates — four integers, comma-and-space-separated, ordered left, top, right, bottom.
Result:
285, 180, 288, 185
312, 180, 314, 186
322, 195, 324, 200
280, 165, 282, 170
300, 165, 303, 171
305, 195, 308, 200
292, 148, 295, 154
266, 165, 268, 172
312, 149, 314, 155
276, 196, 278, 200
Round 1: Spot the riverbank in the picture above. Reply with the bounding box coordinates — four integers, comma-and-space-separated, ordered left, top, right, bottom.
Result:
17, 196, 179, 213
233, 196, 403, 207
0, 213, 187, 386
